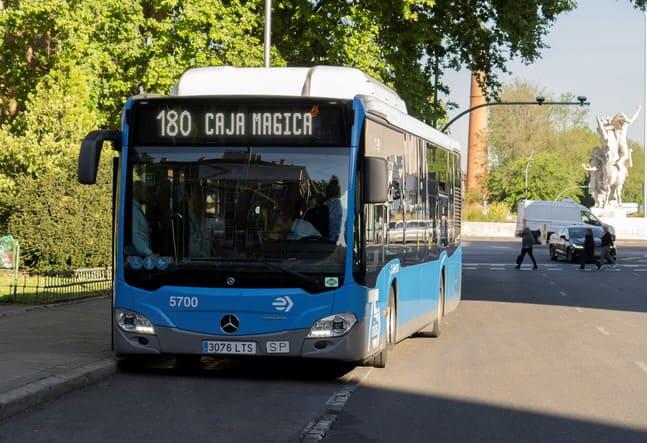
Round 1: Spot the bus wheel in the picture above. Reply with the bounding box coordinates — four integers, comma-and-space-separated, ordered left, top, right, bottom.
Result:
430, 278, 443, 338
371, 287, 396, 369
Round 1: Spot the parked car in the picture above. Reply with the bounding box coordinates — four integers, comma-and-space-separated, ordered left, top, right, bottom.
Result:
548, 226, 616, 263
516, 199, 614, 242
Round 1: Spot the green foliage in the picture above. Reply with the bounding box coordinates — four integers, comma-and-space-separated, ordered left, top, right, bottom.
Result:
0, 64, 96, 198
464, 202, 511, 222
6, 156, 113, 272
486, 151, 586, 210
274, 0, 583, 124
488, 79, 592, 167
464, 188, 486, 205
141, 0, 272, 99
485, 79, 645, 210
623, 142, 645, 205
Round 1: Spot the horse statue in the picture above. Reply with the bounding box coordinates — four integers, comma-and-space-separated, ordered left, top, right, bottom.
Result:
591, 109, 639, 208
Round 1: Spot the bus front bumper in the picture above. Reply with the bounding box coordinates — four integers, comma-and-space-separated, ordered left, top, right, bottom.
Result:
113, 319, 371, 362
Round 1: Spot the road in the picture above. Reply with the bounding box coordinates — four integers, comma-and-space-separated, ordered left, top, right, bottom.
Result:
2, 241, 647, 442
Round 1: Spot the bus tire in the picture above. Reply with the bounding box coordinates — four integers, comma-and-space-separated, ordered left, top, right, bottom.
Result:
371, 287, 396, 369
430, 276, 443, 338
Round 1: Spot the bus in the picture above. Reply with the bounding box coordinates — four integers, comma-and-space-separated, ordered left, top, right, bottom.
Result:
78, 66, 462, 368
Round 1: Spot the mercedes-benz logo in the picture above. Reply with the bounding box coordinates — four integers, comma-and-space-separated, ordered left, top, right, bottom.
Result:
226, 277, 236, 286
220, 314, 240, 334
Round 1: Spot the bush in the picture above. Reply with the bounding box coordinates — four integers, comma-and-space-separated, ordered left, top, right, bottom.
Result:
5, 156, 113, 272
464, 188, 486, 205
464, 202, 511, 222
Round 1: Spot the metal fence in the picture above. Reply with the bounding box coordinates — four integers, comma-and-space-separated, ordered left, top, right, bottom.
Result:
1, 267, 112, 304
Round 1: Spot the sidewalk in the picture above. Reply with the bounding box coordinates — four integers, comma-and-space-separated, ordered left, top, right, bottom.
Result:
0, 297, 115, 419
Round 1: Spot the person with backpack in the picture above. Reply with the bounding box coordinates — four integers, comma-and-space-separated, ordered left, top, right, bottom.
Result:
600, 226, 615, 265
580, 228, 601, 270
515, 227, 538, 270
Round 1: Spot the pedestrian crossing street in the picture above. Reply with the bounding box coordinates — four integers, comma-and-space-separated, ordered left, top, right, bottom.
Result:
463, 263, 647, 273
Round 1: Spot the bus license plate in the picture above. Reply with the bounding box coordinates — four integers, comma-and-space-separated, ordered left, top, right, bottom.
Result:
202, 341, 256, 355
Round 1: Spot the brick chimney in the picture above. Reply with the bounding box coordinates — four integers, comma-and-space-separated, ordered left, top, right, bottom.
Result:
466, 72, 488, 192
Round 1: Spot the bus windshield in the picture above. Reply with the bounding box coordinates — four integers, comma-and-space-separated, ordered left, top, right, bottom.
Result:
124, 146, 349, 291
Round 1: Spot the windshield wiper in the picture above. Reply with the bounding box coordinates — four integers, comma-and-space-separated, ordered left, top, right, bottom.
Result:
207, 258, 320, 287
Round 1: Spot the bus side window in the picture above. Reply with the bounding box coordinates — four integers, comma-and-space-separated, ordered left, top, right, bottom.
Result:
427, 143, 440, 259
403, 134, 421, 263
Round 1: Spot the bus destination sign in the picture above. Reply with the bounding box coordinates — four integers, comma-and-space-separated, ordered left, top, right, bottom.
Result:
132, 99, 352, 146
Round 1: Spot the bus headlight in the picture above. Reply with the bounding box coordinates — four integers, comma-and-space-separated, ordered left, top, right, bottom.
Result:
115, 309, 156, 335
307, 313, 357, 338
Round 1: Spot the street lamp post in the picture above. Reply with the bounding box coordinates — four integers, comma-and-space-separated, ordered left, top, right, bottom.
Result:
441, 96, 589, 133
644, 11, 647, 216
264, 0, 272, 68
524, 149, 534, 198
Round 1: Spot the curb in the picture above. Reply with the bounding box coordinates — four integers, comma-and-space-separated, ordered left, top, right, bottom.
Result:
0, 358, 117, 421
301, 368, 371, 441
0, 294, 110, 320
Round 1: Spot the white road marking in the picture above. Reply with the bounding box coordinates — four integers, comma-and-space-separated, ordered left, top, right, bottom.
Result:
575, 307, 583, 312
636, 361, 647, 374
301, 368, 372, 440
596, 326, 610, 336
560, 291, 567, 297
546, 268, 563, 271
633, 269, 647, 272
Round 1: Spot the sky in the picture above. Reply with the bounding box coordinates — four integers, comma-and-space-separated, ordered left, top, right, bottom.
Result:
443, 0, 646, 169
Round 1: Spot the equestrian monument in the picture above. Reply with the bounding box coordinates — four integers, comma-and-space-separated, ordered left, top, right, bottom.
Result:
582, 108, 639, 213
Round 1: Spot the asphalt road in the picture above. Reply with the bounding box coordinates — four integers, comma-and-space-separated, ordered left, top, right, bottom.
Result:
2, 241, 647, 442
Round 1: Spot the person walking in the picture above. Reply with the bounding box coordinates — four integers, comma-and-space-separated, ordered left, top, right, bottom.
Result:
600, 226, 615, 265
516, 227, 538, 270
580, 228, 601, 270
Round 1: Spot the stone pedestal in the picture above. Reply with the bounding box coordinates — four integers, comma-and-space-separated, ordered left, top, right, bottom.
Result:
591, 206, 627, 219
597, 215, 647, 240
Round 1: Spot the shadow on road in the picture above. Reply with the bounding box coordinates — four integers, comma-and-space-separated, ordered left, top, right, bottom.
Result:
327, 387, 647, 442
117, 355, 357, 381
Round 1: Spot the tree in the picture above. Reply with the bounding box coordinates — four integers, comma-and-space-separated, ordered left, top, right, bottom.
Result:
488, 79, 591, 167
486, 152, 586, 210
6, 155, 113, 272
622, 142, 645, 206
274, 1, 583, 124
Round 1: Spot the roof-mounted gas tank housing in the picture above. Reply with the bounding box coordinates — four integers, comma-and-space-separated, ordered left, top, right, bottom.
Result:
171, 65, 407, 114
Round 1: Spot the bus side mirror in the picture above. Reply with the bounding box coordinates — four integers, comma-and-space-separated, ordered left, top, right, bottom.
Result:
363, 157, 388, 204
78, 130, 122, 184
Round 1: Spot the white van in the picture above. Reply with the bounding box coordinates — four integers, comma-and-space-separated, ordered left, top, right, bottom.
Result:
516, 199, 614, 241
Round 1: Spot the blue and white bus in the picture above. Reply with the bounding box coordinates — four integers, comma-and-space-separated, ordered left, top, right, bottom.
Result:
78, 66, 462, 368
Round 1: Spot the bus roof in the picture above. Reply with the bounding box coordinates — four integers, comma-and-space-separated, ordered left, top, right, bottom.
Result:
171, 66, 460, 154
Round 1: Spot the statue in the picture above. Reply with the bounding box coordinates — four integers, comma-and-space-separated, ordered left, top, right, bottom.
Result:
585, 108, 639, 208
581, 146, 607, 208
